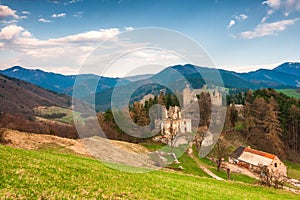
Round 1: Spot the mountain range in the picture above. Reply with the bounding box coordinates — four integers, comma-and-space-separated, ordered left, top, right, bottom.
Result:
0, 66, 130, 98
1, 62, 300, 111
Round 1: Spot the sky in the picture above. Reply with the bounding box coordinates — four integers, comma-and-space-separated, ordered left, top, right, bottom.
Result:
0, 0, 300, 76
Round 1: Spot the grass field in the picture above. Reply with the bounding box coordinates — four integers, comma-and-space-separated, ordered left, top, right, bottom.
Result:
34, 106, 86, 124
276, 89, 300, 99
285, 160, 300, 180
195, 153, 258, 184
1, 145, 298, 199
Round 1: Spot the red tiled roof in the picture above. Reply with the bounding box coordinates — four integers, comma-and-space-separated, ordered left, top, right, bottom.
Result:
244, 147, 276, 160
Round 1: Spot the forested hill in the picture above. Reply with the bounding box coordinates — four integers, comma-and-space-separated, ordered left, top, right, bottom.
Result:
0, 74, 77, 138
228, 88, 300, 162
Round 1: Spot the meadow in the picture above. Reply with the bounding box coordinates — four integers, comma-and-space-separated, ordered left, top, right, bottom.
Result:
0, 145, 298, 199
276, 89, 300, 99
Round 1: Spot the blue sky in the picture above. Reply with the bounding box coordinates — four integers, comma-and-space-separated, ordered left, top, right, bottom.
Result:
0, 0, 299, 76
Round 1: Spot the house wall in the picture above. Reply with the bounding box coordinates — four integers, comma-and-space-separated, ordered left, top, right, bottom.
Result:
229, 156, 287, 177
237, 161, 250, 169
268, 157, 287, 177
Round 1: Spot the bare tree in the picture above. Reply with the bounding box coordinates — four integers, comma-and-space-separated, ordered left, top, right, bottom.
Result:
258, 164, 286, 189
212, 137, 231, 172
229, 103, 238, 131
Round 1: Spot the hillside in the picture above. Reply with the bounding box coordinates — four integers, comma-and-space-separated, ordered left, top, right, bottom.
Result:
0, 74, 71, 116
226, 88, 300, 163
0, 144, 298, 199
0, 75, 77, 138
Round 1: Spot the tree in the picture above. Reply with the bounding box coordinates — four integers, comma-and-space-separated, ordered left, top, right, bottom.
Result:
198, 92, 211, 127
289, 105, 299, 153
229, 103, 238, 130
212, 137, 230, 171
158, 91, 165, 105
165, 93, 172, 109
131, 102, 149, 126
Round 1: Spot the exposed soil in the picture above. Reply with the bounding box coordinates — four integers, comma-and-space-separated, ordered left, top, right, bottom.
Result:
223, 162, 259, 180
0, 128, 157, 169
0, 128, 88, 155
83, 136, 158, 169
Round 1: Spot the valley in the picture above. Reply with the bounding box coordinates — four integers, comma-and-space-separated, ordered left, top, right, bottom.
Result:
1, 63, 300, 199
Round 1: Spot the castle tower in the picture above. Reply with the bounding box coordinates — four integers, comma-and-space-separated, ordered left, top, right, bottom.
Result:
183, 85, 192, 108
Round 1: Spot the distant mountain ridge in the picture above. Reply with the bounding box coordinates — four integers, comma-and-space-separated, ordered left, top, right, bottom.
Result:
273, 62, 300, 77
0, 66, 130, 98
88, 62, 299, 111
1, 62, 300, 109
166, 62, 300, 89
238, 68, 300, 88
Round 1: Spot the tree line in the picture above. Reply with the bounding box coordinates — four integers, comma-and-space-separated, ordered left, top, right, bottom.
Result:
227, 88, 300, 162
97, 91, 180, 143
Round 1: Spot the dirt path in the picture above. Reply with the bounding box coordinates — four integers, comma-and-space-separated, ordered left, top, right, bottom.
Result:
190, 154, 224, 180
223, 162, 259, 180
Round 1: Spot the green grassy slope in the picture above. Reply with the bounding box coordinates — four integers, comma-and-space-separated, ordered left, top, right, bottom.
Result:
276, 89, 300, 99
0, 145, 298, 199
34, 106, 86, 124
285, 161, 300, 180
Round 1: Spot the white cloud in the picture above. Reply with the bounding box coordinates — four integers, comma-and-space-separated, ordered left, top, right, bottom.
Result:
240, 18, 299, 39
38, 18, 51, 23
124, 26, 134, 31
64, 0, 82, 5
0, 25, 24, 40
220, 62, 283, 73
235, 14, 248, 21
69, 0, 81, 4
22, 30, 32, 38
262, 0, 281, 10
0, 25, 127, 74
48, 0, 60, 4
73, 11, 83, 18
228, 14, 248, 28
0, 4, 19, 19
227, 20, 236, 28
50, 28, 120, 44
0, 19, 18, 25
262, 0, 300, 22
22, 11, 30, 15
0, 26, 190, 76
51, 13, 66, 18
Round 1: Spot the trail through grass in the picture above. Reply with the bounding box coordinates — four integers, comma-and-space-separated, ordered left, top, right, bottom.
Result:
0, 145, 298, 199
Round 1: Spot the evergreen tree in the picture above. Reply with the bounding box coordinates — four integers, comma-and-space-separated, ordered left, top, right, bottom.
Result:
229, 103, 238, 130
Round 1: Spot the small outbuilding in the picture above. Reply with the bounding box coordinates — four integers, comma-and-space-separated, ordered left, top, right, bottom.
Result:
229, 146, 287, 177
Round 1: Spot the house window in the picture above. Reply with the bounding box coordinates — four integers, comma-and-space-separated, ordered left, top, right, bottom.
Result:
274, 163, 277, 167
